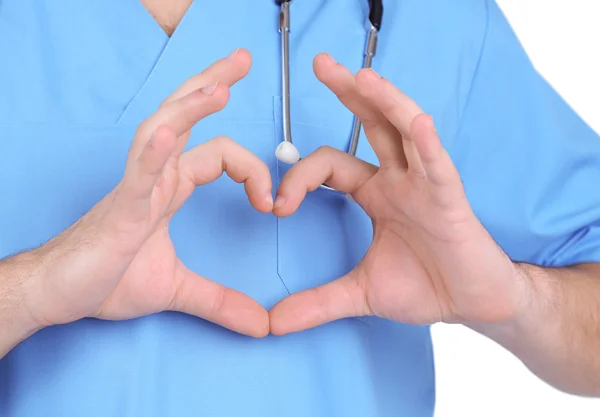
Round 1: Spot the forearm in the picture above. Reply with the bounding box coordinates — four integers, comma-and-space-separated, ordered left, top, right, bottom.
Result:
0, 252, 45, 359
470, 263, 600, 396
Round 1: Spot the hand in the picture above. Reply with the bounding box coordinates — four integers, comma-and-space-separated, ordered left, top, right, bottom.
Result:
25, 49, 272, 337
269, 54, 529, 334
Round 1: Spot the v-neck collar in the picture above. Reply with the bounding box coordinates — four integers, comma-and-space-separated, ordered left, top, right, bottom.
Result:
115, 0, 368, 126
116, 1, 199, 124
128, 0, 171, 43
137, 0, 194, 39
115, 0, 280, 126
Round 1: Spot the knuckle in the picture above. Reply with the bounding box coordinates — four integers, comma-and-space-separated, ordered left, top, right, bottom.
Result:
247, 154, 269, 174
215, 88, 230, 107
355, 69, 371, 87
213, 135, 234, 148
211, 136, 235, 161
314, 145, 337, 159
135, 120, 153, 139
257, 162, 270, 178
158, 98, 171, 109
246, 163, 269, 184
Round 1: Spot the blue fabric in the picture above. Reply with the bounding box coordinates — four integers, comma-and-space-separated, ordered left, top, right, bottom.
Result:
452, 1, 600, 267
0, 1, 598, 416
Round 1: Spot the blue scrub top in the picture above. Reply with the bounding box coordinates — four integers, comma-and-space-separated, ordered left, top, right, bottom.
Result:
1, 1, 600, 416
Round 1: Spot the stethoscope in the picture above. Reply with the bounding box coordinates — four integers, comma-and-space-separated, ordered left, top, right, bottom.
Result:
274, 0, 384, 194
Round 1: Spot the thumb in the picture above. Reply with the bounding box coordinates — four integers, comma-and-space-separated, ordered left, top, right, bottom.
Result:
269, 270, 370, 335
169, 261, 270, 338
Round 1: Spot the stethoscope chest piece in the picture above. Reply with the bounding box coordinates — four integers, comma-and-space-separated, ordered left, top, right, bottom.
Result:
275, 141, 301, 165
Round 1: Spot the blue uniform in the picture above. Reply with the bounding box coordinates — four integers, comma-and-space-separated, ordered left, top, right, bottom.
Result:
1, 1, 599, 416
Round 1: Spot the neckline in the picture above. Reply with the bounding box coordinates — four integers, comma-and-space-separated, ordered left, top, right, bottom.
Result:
139, 0, 195, 38
116, 0, 201, 124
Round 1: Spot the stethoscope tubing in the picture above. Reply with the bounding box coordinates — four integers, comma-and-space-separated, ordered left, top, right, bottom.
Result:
277, 0, 383, 195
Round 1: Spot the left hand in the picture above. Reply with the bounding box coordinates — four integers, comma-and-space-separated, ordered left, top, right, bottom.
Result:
269, 54, 530, 334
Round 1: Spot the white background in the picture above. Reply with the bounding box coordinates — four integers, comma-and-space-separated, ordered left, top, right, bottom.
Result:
433, 1, 600, 416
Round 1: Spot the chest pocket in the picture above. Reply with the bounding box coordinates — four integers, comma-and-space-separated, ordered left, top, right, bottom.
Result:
274, 96, 378, 310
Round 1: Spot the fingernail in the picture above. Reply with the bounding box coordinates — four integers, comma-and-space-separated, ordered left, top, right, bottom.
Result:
266, 191, 274, 206
429, 115, 437, 132
201, 82, 218, 95
226, 48, 239, 62
274, 195, 286, 209
327, 54, 337, 64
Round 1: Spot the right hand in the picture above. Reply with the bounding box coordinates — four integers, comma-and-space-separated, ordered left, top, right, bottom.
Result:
23, 49, 273, 337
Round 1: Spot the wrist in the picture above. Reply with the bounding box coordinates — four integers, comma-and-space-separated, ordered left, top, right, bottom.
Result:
0, 253, 47, 356
469, 263, 562, 345
11, 251, 48, 330
510, 262, 562, 329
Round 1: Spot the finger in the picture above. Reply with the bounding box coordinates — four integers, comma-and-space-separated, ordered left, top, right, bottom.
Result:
170, 262, 269, 338
269, 272, 369, 336
163, 48, 252, 104
409, 114, 465, 205
111, 125, 178, 225
313, 54, 407, 168
356, 68, 424, 139
356, 69, 431, 176
129, 83, 230, 161
178, 137, 274, 214
273, 146, 377, 217
129, 125, 178, 200
118, 85, 230, 223
129, 49, 250, 162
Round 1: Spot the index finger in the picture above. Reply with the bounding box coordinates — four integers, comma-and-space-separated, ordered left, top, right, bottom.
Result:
313, 54, 407, 169
163, 48, 252, 104
356, 68, 424, 138
176, 137, 274, 214
273, 146, 377, 217
128, 83, 230, 161
129, 49, 252, 159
